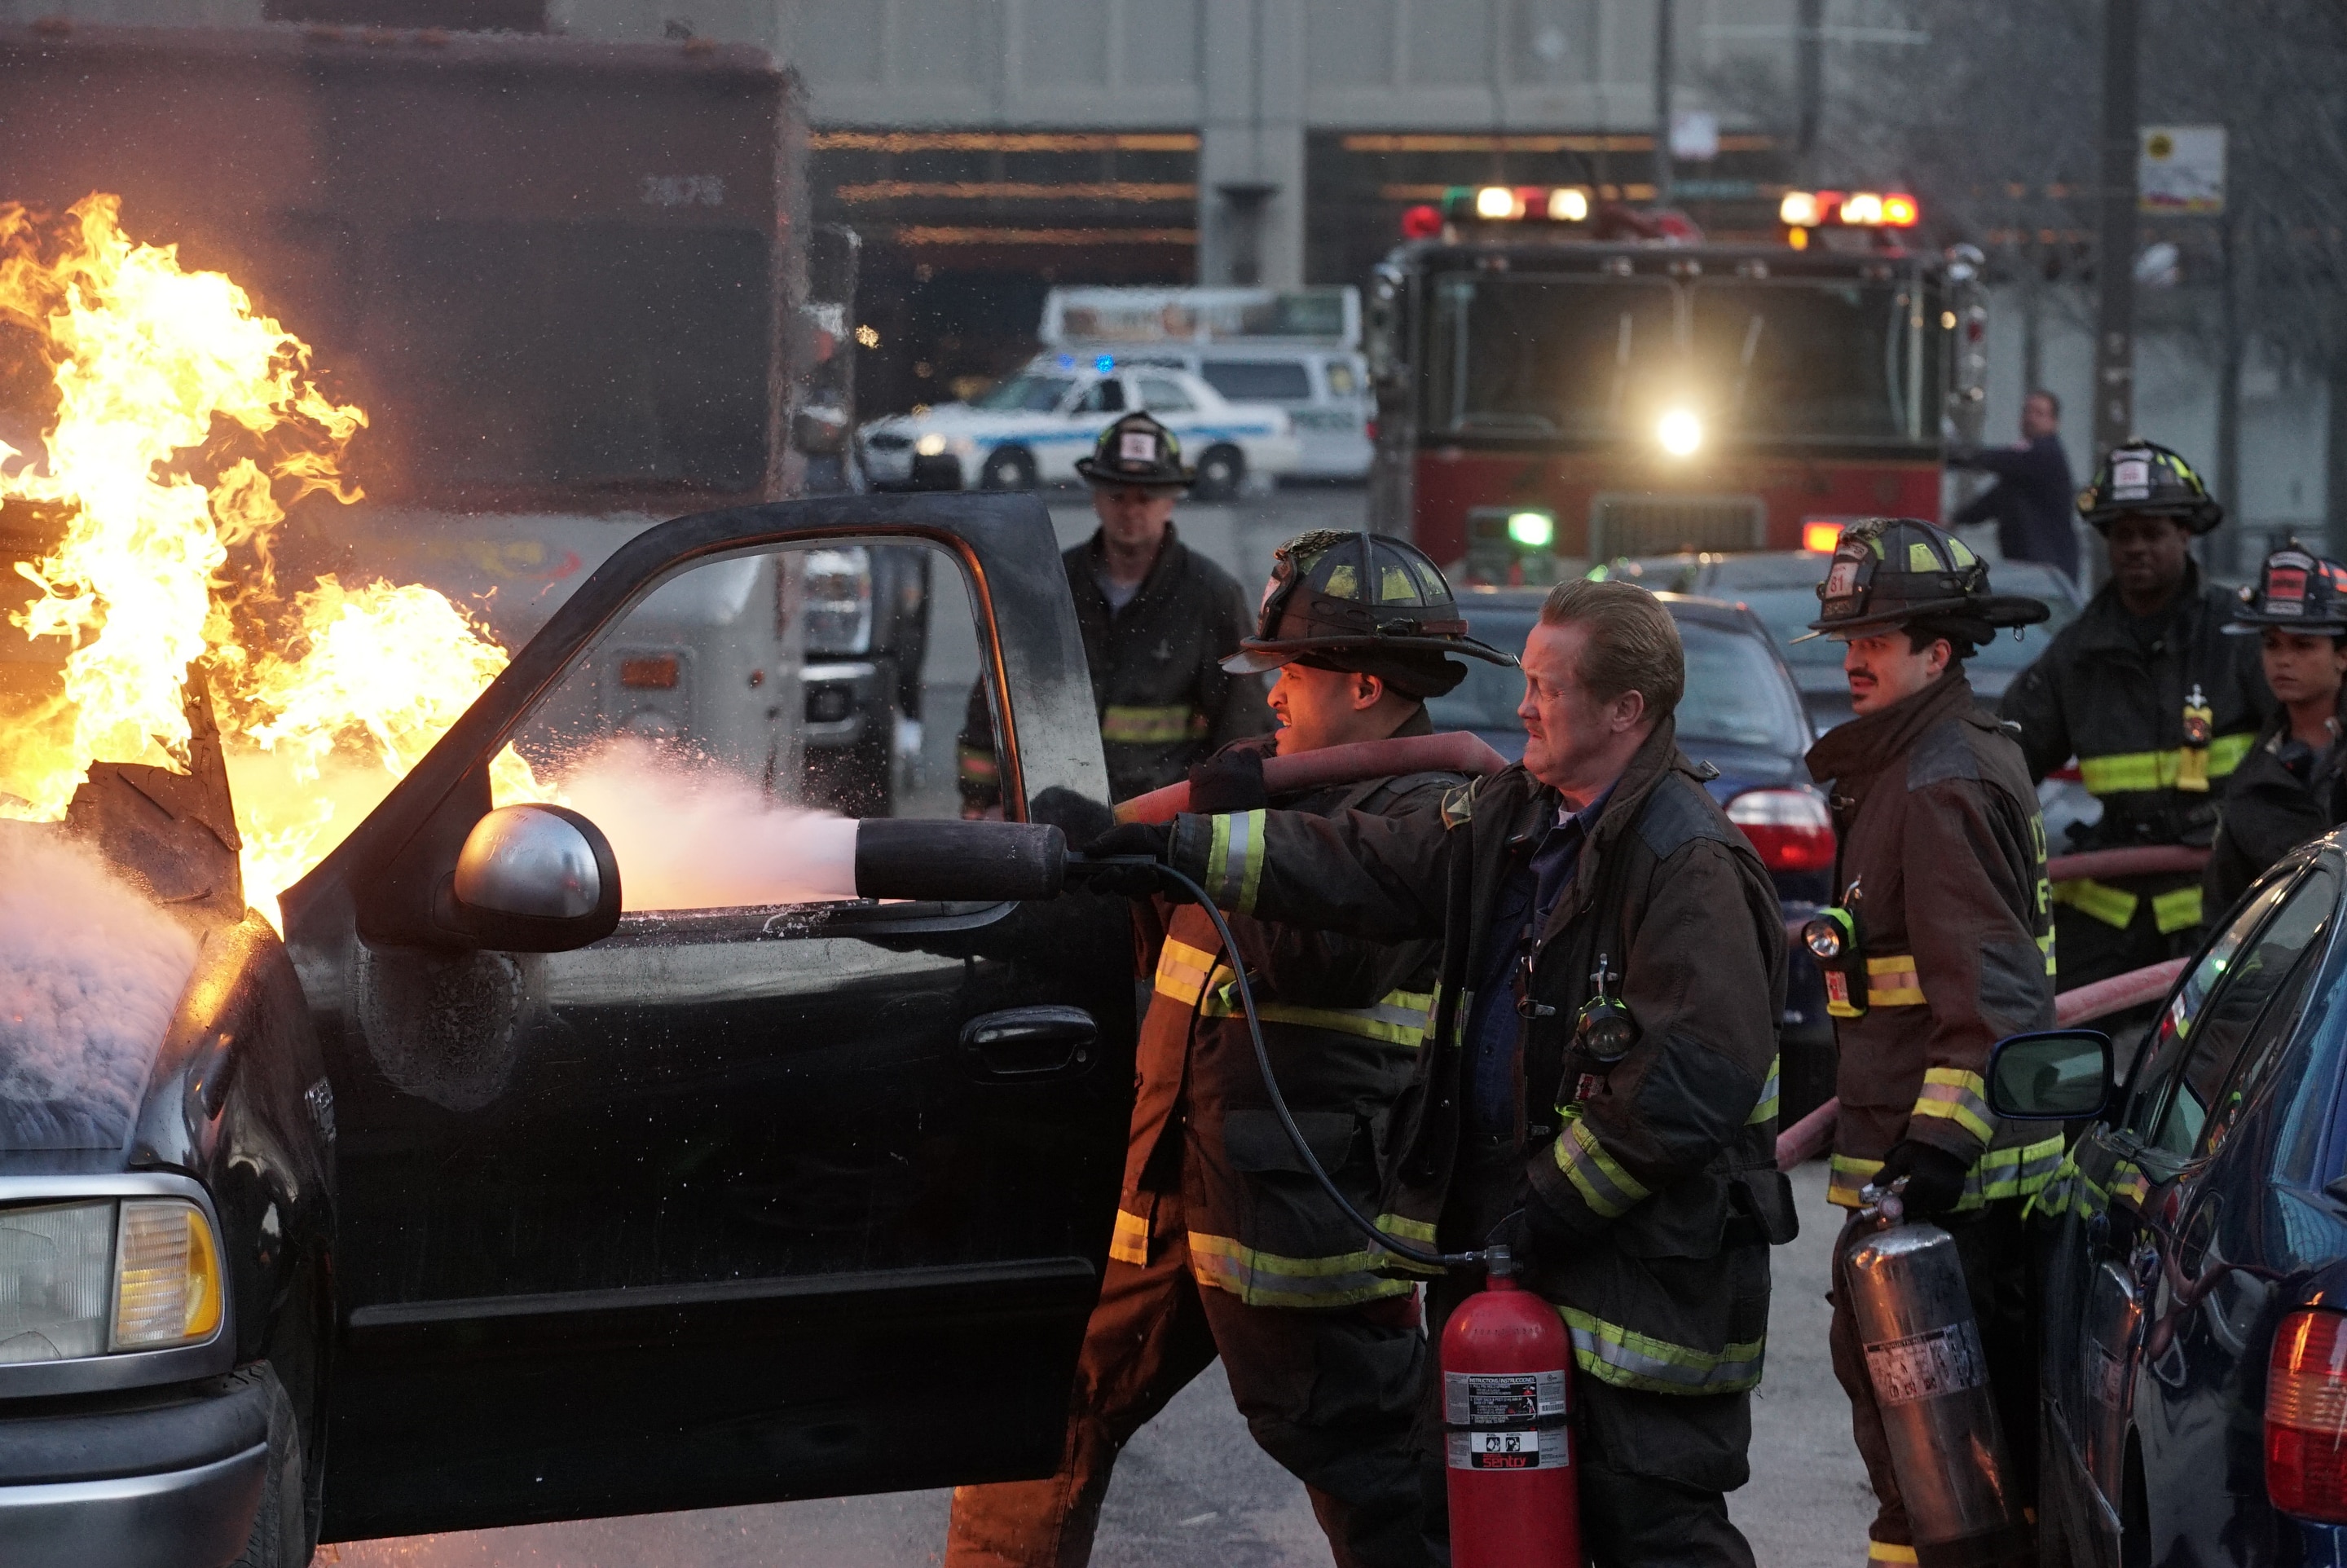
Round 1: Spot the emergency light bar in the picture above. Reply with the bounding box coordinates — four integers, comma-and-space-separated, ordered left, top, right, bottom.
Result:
1441, 185, 1593, 225
1780, 190, 1920, 230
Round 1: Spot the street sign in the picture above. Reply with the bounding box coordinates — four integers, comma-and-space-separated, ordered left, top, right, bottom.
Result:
2140, 125, 2226, 215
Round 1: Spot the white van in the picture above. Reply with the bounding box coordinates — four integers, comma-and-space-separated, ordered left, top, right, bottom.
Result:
1036, 287, 1372, 480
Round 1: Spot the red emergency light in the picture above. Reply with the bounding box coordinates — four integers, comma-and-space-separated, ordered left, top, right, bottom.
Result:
1442, 185, 1592, 224
1802, 521, 1844, 553
1401, 203, 1444, 240
1780, 189, 1920, 231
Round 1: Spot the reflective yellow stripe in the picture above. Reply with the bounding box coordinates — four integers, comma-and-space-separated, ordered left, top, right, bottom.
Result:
1557, 1117, 1649, 1218
2040, 931, 2059, 976
2078, 733, 2256, 796
1151, 936, 1223, 1008
1831, 1134, 2065, 1209
2152, 884, 2204, 935
1186, 1231, 1416, 1308
1204, 984, 1436, 1046
1559, 1306, 1764, 1394
1100, 704, 1204, 745
1375, 1211, 1443, 1275
1869, 1543, 1919, 1565
2053, 877, 2141, 929
1865, 954, 1925, 1007
1206, 809, 1267, 915
1745, 1053, 1781, 1125
1912, 1067, 1994, 1143
1109, 1207, 1150, 1266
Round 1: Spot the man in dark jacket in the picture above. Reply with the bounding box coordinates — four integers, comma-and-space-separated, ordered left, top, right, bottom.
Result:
958, 412, 1270, 810
946, 534, 1512, 1568
1094, 578, 1792, 1566
1951, 390, 2078, 581
2001, 441, 2271, 987
2204, 542, 2347, 917
1797, 519, 2061, 1568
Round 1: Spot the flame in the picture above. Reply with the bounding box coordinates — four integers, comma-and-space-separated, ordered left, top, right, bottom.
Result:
0, 196, 545, 921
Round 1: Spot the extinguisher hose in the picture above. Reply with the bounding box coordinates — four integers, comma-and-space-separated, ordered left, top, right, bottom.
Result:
1091, 855, 1485, 1272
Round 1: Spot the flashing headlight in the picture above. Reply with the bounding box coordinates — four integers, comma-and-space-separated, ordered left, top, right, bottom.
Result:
1094, 354, 1116, 372
1802, 520, 1844, 553
914, 432, 948, 457
1882, 193, 1919, 227
1474, 185, 1517, 220
1546, 187, 1590, 222
1779, 191, 1821, 227
1785, 189, 1922, 232
1656, 408, 1703, 457
1508, 509, 1557, 550
0, 1198, 226, 1364
1839, 192, 1884, 226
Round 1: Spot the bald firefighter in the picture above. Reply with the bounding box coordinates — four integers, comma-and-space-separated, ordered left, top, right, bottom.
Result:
1797, 520, 2063, 1568
2001, 442, 2270, 984
958, 412, 1270, 813
945, 533, 1513, 1568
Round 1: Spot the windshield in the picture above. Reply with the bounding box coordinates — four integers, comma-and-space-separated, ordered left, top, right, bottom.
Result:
971, 374, 1075, 412
1429, 610, 1809, 755
1425, 272, 1935, 446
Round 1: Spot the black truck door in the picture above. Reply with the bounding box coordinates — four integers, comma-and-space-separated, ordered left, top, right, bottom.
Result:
281, 496, 1136, 1541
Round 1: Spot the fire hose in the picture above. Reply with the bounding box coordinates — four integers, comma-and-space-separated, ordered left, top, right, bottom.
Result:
1113, 730, 1511, 824
1772, 954, 2191, 1171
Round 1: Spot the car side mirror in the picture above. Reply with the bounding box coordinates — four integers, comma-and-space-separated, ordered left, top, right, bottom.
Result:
1987, 1028, 2112, 1120
438, 804, 623, 951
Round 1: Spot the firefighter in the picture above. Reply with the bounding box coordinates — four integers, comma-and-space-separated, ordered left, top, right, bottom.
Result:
1795, 519, 2062, 1567
957, 412, 1270, 812
2001, 440, 2270, 987
1090, 577, 1792, 1567
2203, 542, 2347, 917
945, 533, 1511, 1568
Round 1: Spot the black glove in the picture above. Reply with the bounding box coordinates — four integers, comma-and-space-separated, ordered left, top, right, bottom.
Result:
1028, 786, 1116, 848
1069, 821, 1177, 899
1186, 744, 1270, 815
1872, 1140, 1971, 1219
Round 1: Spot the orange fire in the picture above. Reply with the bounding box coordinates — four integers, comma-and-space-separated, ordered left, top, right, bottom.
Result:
0, 196, 546, 921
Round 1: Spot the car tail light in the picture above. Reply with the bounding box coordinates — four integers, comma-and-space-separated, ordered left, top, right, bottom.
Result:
2270, 1308, 2347, 1521
1727, 788, 1836, 874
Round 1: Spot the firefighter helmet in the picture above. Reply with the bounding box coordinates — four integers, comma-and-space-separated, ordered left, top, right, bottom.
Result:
1797, 518, 2050, 642
2223, 540, 2347, 636
1073, 412, 1191, 491
1221, 530, 1516, 698
2076, 440, 2223, 535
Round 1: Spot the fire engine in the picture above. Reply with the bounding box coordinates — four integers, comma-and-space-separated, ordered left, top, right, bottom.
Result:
1363, 185, 1988, 577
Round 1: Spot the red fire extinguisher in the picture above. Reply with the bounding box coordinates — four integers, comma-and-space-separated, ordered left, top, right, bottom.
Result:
1442, 1248, 1583, 1567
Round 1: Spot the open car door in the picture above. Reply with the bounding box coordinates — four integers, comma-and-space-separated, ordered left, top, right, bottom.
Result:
280, 493, 1136, 1541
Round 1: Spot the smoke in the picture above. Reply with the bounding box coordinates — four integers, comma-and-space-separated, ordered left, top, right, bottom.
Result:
0, 826, 200, 1149
555, 740, 860, 910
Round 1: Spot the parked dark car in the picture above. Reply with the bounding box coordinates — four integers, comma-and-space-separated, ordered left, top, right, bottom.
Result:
1431, 588, 1838, 1124
0, 495, 1138, 1566
1989, 834, 2347, 1566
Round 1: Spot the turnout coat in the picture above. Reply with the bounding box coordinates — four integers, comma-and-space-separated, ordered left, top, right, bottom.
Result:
1118, 753, 1459, 1310
2203, 689, 2347, 920
1165, 718, 1794, 1398
1803, 673, 2063, 1210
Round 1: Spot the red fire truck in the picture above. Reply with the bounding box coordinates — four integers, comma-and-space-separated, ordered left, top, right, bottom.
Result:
1363, 187, 1987, 575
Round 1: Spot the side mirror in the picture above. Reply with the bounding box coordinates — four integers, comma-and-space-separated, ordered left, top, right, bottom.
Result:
439, 804, 622, 951
1986, 1028, 2112, 1121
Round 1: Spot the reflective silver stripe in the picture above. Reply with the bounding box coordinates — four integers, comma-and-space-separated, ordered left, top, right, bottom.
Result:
1555, 1117, 1648, 1218
1207, 809, 1267, 914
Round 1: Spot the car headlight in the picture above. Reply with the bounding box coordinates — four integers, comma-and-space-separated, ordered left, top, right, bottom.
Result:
914, 432, 948, 457
0, 1198, 223, 1363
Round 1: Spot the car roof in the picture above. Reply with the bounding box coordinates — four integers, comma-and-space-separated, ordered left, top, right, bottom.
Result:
1457, 584, 1777, 635
1606, 548, 2084, 606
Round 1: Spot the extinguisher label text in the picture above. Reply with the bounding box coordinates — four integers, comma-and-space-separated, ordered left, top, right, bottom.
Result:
1865, 1320, 1988, 1406
1444, 1369, 1568, 1424
1446, 1427, 1570, 1470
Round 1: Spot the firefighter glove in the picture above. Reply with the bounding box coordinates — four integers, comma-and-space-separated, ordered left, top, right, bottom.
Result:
1186, 743, 1270, 814
1874, 1140, 1971, 1219
1072, 821, 1177, 899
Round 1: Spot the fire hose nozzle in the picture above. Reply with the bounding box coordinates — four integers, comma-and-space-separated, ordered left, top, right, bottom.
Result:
852, 820, 1068, 903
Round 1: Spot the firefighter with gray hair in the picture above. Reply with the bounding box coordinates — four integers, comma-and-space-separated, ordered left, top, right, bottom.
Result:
1795, 518, 2061, 1567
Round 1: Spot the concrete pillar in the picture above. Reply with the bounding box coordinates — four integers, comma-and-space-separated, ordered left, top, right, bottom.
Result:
1197, 0, 1306, 286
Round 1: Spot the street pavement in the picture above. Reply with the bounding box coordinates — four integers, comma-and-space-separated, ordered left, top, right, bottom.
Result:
329, 485, 1875, 1566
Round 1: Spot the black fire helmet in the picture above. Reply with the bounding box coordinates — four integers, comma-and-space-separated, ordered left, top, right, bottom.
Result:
1072, 411, 1191, 491
1797, 518, 2048, 649
2076, 440, 2223, 535
2224, 540, 2347, 636
1221, 530, 1517, 698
